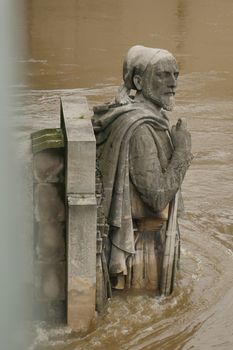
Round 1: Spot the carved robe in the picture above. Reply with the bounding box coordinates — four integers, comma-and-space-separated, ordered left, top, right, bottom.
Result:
93, 101, 188, 291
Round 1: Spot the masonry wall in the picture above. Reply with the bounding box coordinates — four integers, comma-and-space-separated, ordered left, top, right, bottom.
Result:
32, 96, 96, 331
33, 148, 66, 322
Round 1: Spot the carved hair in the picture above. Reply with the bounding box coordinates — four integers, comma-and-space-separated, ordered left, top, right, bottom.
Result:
115, 45, 175, 105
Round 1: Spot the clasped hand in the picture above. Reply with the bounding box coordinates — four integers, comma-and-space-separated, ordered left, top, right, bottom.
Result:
171, 118, 192, 153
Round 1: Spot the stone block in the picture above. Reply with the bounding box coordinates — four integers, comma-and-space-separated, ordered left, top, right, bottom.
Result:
60, 96, 96, 194
47, 300, 66, 322
35, 262, 65, 301
35, 300, 66, 323
33, 148, 64, 183
66, 139, 96, 194
67, 277, 96, 332
67, 194, 96, 331
34, 183, 65, 222
67, 195, 96, 277
35, 222, 65, 262
61, 95, 92, 122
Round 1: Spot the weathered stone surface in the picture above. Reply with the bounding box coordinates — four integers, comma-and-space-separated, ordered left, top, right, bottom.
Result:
33, 148, 64, 183
67, 195, 96, 278
61, 95, 92, 122
144, 232, 159, 290
35, 300, 66, 323
35, 222, 65, 261
61, 96, 96, 194
131, 239, 144, 289
34, 183, 65, 222
67, 195, 96, 277
61, 96, 97, 332
35, 262, 65, 301
66, 139, 96, 194
66, 198, 97, 331
47, 301, 66, 322
67, 196, 96, 329
31, 128, 64, 154
32, 141, 66, 323
67, 277, 96, 331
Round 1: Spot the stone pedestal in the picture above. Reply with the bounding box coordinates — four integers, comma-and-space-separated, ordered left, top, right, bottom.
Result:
61, 96, 97, 332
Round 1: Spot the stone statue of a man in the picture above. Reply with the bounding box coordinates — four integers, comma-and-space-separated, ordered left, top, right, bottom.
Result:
93, 46, 193, 294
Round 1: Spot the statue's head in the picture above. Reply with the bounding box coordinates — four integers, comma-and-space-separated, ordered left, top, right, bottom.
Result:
122, 46, 179, 111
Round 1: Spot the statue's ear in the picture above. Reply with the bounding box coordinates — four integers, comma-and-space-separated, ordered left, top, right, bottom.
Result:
133, 74, 143, 91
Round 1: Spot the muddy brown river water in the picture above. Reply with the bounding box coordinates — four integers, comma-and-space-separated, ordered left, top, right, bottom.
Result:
20, 0, 233, 349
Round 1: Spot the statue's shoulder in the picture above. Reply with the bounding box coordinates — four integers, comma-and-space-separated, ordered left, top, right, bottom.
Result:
93, 101, 124, 115
92, 101, 138, 130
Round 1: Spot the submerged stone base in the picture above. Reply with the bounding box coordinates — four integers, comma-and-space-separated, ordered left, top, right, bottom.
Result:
32, 96, 97, 331
32, 146, 66, 323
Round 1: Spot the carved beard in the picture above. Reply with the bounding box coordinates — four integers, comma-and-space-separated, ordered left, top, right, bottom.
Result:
142, 85, 175, 111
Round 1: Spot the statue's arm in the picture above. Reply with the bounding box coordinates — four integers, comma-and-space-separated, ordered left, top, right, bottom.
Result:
129, 125, 192, 212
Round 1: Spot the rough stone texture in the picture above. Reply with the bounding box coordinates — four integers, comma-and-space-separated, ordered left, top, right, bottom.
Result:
35, 222, 65, 261
66, 139, 96, 194
35, 262, 65, 300
68, 277, 96, 331
34, 183, 65, 223
95, 168, 111, 311
67, 195, 96, 278
61, 96, 97, 332
61, 96, 95, 195
33, 146, 66, 322
35, 300, 66, 323
131, 232, 159, 290
33, 148, 64, 183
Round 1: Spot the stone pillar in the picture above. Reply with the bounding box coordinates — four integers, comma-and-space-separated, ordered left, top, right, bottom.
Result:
61, 96, 97, 332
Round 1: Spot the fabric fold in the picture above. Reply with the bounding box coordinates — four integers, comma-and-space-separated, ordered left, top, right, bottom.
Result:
93, 102, 169, 256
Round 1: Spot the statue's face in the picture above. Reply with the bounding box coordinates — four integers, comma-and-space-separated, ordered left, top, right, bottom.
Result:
142, 57, 179, 111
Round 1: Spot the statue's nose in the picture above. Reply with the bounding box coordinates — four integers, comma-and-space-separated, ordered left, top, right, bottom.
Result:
168, 73, 177, 88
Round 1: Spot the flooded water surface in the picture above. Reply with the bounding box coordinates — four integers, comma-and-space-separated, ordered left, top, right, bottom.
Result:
22, 0, 233, 349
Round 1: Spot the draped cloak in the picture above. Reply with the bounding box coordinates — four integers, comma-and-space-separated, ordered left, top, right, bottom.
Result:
93, 101, 174, 273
